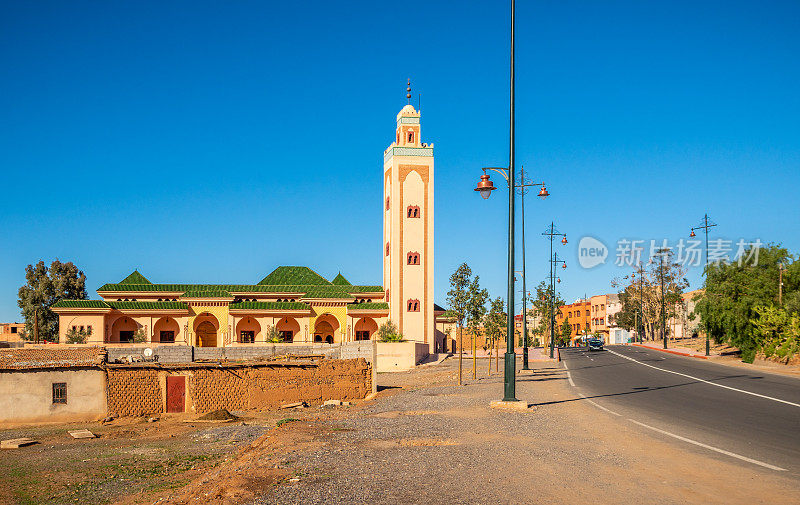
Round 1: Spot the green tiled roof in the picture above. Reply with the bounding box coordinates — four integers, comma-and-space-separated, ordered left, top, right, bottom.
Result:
302, 287, 353, 299
181, 289, 231, 298
347, 302, 389, 310
229, 301, 310, 311
107, 301, 188, 310
331, 273, 351, 286
348, 285, 384, 293
52, 300, 110, 309
119, 270, 151, 284
258, 266, 331, 286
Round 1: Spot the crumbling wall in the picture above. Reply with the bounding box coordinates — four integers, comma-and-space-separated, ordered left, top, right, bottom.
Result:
105, 358, 372, 416
106, 367, 161, 416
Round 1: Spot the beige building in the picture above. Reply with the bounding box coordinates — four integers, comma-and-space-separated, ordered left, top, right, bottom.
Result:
1, 322, 25, 344
383, 103, 436, 354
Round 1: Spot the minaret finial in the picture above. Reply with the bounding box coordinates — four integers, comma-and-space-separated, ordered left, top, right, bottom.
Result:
406, 78, 411, 104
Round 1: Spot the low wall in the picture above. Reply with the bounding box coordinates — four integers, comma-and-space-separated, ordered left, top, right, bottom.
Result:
0, 368, 107, 424
376, 341, 429, 372
106, 343, 366, 364
106, 358, 372, 416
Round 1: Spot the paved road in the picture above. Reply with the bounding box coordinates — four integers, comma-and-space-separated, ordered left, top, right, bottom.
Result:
560, 345, 800, 474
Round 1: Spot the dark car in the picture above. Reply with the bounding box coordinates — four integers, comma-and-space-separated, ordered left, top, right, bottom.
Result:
587, 337, 604, 351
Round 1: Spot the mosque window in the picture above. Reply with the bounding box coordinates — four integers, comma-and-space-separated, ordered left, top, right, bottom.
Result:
386, 242, 390, 256
407, 299, 420, 312
407, 252, 420, 265
407, 131, 414, 143
407, 205, 420, 218
386, 197, 390, 210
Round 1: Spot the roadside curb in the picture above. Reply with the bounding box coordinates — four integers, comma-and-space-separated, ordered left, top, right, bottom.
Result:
631, 343, 709, 360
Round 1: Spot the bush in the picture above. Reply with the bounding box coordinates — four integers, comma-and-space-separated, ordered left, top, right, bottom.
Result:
265, 325, 283, 343
133, 329, 147, 343
740, 347, 756, 364
65, 326, 92, 344
377, 321, 404, 342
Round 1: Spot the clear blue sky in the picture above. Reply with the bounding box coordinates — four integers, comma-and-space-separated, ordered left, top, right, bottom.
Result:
1, 0, 799, 322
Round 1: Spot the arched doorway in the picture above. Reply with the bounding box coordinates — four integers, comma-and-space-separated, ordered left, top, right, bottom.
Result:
153, 317, 179, 343
196, 322, 217, 347
314, 314, 339, 344
276, 317, 300, 343
235, 317, 261, 344
111, 317, 140, 344
355, 317, 378, 340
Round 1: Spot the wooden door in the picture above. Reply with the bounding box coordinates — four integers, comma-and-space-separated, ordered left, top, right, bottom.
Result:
166, 376, 185, 413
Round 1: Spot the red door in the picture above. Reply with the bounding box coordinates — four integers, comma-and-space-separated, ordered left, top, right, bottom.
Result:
166, 376, 185, 413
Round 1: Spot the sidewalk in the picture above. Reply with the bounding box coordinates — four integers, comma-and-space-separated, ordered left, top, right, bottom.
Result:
455, 346, 557, 361
630, 341, 712, 359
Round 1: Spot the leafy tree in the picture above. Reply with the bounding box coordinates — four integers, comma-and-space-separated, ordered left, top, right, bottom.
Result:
465, 276, 489, 379
377, 320, 403, 342
265, 325, 283, 343
751, 305, 800, 363
133, 328, 147, 343
612, 250, 689, 341
529, 280, 565, 348
65, 326, 92, 344
18, 260, 87, 343
695, 244, 795, 362
483, 297, 506, 374
559, 318, 572, 346
447, 263, 472, 384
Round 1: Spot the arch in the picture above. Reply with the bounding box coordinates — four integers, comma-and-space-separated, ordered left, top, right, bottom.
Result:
407, 252, 420, 265
407, 299, 420, 312
110, 316, 141, 344
355, 317, 378, 341
235, 316, 261, 344
153, 317, 179, 343
276, 317, 300, 343
313, 314, 340, 344
194, 313, 219, 347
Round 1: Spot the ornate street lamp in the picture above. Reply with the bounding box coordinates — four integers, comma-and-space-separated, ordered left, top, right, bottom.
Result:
690, 213, 718, 356
542, 223, 567, 358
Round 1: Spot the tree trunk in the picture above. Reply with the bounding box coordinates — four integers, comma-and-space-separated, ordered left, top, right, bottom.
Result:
487, 338, 492, 375
472, 331, 476, 379
495, 333, 499, 372
458, 325, 463, 385
34, 308, 39, 344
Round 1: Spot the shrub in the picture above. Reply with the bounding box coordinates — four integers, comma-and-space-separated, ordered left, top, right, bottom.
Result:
377, 321, 404, 342
65, 326, 92, 344
133, 328, 147, 343
265, 325, 283, 343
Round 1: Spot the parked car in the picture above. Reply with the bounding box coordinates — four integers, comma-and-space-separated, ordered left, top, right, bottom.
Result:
587, 337, 604, 351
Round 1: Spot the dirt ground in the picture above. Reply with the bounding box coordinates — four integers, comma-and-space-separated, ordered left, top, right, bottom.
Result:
3, 356, 800, 505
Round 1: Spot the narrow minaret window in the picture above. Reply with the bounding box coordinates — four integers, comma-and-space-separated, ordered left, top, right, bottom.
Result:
408, 131, 414, 143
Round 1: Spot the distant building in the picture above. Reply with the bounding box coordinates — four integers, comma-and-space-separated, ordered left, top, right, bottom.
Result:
555, 299, 591, 344
0, 323, 25, 345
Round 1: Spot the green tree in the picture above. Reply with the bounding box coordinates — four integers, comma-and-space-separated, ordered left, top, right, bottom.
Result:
265, 325, 283, 343
65, 326, 92, 344
751, 305, 800, 363
612, 251, 689, 341
483, 297, 506, 375
377, 320, 403, 342
559, 318, 572, 346
695, 244, 796, 362
447, 263, 472, 385
17, 260, 87, 343
465, 276, 489, 379
529, 280, 565, 347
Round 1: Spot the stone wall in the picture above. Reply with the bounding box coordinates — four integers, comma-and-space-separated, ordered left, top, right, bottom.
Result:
105, 358, 372, 416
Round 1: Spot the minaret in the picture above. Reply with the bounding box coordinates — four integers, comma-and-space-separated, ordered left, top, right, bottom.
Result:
383, 80, 435, 353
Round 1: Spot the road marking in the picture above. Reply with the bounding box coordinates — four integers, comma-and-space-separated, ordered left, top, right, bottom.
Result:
628, 419, 787, 471
562, 362, 569, 370
567, 371, 576, 387
578, 392, 621, 416
608, 348, 800, 408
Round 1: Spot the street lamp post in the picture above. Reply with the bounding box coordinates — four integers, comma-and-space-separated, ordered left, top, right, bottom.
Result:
657, 250, 667, 349
690, 213, 717, 356
542, 223, 567, 358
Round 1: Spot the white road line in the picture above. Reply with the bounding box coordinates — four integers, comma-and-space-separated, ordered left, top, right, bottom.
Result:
562, 362, 569, 370
577, 392, 622, 416
567, 371, 576, 387
608, 348, 800, 408
628, 419, 787, 471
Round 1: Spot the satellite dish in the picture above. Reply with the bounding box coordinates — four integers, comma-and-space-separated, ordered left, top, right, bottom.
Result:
143, 348, 153, 357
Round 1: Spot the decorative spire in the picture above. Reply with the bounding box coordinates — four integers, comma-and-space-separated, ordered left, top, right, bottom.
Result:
406, 78, 411, 104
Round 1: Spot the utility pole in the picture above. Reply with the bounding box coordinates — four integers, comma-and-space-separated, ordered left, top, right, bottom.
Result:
779, 262, 784, 306
690, 213, 718, 356
659, 251, 667, 349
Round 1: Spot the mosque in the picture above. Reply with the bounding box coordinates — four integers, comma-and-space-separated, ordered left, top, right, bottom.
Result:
53, 96, 443, 354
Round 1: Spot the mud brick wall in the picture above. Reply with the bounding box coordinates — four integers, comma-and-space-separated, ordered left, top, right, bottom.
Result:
190, 367, 249, 412
106, 368, 161, 416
